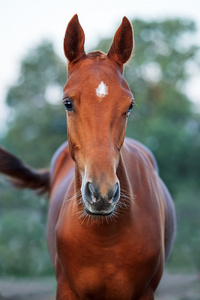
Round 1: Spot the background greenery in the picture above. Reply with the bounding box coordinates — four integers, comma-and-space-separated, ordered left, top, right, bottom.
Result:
0, 18, 199, 277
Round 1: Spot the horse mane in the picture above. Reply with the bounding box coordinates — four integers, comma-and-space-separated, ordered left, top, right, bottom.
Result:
0, 147, 50, 194
86, 51, 107, 60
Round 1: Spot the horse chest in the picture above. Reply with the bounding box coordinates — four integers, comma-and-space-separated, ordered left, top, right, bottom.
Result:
70, 266, 136, 300
56, 218, 162, 299
58, 239, 135, 299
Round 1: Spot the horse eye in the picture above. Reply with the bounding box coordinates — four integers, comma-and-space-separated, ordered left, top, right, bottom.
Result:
63, 98, 74, 111
127, 99, 135, 113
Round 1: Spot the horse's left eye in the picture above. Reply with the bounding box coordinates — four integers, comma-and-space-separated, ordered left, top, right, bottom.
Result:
63, 98, 74, 111
127, 99, 135, 113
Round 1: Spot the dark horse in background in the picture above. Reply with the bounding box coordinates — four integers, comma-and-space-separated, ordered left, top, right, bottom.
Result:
0, 15, 176, 300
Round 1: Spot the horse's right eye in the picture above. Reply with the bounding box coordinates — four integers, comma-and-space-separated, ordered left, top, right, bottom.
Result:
63, 98, 74, 111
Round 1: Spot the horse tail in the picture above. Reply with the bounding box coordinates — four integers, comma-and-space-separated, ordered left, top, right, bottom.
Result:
0, 146, 50, 194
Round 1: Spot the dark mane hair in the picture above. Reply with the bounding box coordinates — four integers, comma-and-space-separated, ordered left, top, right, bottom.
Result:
86, 51, 107, 60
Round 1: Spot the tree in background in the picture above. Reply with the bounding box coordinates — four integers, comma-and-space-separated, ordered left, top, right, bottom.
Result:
4, 40, 67, 167
0, 41, 67, 276
0, 19, 199, 276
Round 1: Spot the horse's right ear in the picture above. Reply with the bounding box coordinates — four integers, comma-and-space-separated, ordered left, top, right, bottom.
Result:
64, 14, 85, 63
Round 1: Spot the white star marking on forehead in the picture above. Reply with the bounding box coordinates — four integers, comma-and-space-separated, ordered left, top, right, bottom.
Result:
96, 81, 108, 98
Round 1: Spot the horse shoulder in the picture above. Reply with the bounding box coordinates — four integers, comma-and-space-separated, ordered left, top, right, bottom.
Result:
124, 137, 176, 261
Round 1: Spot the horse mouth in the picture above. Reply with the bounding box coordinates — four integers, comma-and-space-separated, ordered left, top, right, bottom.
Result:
85, 207, 113, 216
83, 201, 116, 216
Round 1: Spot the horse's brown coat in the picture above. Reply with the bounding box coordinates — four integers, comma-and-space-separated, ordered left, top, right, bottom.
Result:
0, 15, 176, 300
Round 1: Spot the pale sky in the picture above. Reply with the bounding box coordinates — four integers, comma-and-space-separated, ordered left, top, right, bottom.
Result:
0, 0, 200, 132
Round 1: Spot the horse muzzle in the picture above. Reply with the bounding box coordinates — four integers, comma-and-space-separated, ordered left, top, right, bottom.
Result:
81, 181, 120, 215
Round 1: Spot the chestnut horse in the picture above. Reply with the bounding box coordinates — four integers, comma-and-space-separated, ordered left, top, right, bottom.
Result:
0, 15, 176, 300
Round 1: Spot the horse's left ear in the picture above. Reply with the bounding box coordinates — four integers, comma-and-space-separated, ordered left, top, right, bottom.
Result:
64, 14, 85, 63
108, 17, 133, 67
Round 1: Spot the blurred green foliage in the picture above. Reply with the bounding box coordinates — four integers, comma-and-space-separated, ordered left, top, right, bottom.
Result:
0, 19, 200, 277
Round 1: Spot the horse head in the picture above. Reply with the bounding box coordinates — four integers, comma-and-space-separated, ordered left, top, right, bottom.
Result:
63, 15, 134, 216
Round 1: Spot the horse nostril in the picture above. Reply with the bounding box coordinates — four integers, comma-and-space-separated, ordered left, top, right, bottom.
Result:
88, 182, 95, 196
108, 182, 120, 203
85, 182, 100, 204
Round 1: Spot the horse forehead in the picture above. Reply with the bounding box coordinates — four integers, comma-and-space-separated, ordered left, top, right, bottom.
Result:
65, 59, 127, 96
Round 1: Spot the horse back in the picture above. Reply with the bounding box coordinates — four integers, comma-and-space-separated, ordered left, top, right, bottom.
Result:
50, 141, 74, 197
124, 137, 159, 173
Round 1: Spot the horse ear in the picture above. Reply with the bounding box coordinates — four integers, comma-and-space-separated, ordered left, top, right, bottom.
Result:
64, 14, 85, 63
108, 17, 133, 67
